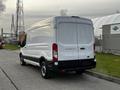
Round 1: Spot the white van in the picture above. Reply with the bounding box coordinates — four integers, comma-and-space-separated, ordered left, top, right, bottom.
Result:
19, 16, 96, 79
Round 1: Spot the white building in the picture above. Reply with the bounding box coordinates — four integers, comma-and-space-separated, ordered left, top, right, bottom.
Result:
92, 13, 120, 36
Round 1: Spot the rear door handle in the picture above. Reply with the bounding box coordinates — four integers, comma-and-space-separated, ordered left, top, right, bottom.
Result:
80, 48, 85, 50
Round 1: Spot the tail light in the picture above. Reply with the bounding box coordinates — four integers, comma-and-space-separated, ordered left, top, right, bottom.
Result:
52, 43, 58, 62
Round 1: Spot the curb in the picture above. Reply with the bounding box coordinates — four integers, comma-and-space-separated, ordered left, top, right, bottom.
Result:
85, 70, 120, 85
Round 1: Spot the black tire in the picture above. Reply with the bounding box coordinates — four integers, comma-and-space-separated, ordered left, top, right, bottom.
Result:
76, 70, 85, 75
40, 61, 51, 79
19, 54, 26, 66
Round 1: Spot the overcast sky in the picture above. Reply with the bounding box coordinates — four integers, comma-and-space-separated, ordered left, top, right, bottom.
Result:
0, 0, 120, 34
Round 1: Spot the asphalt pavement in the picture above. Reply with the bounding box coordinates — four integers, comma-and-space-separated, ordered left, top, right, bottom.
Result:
0, 50, 120, 90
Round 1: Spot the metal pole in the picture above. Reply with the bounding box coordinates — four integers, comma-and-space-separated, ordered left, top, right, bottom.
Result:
16, 0, 25, 40
1, 28, 3, 38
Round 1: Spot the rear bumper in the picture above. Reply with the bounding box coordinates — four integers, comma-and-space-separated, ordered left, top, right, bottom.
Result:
47, 59, 96, 72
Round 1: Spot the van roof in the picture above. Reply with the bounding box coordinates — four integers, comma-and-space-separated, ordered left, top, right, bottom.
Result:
26, 16, 92, 32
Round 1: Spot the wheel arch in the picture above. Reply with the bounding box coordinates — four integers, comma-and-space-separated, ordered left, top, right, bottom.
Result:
39, 56, 47, 66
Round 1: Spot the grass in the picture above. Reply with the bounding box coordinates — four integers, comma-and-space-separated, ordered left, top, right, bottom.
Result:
4, 44, 20, 50
93, 53, 120, 78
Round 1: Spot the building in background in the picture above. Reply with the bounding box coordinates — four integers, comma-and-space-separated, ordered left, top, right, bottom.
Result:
92, 13, 120, 37
92, 13, 120, 55
102, 23, 120, 55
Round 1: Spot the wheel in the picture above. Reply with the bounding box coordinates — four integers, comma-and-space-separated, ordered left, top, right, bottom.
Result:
76, 70, 85, 74
19, 54, 26, 66
40, 61, 51, 79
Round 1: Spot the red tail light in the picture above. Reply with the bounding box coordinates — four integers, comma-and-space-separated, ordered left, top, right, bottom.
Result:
52, 43, 58, 62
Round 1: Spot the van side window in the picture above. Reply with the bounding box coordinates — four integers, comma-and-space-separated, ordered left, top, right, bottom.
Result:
27, 26, 53, 44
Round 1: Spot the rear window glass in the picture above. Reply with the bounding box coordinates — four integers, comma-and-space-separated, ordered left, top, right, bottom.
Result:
58, 23, 77, 44
58, 23, 94, 44
77, 24, 94, 44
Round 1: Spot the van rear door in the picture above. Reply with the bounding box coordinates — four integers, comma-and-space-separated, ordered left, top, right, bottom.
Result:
57, 23, 78, 61
77, 24, 94, 59
57, 22, 94, 61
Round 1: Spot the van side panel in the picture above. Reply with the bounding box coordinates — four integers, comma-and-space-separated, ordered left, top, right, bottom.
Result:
22, 24, 55, 61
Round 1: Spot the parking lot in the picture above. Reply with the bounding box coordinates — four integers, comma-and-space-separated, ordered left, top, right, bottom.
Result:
0, 50, 120, 90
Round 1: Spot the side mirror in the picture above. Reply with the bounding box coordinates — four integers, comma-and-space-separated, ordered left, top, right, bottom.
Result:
19, 39, 26, 47
18, 32, 27, 47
